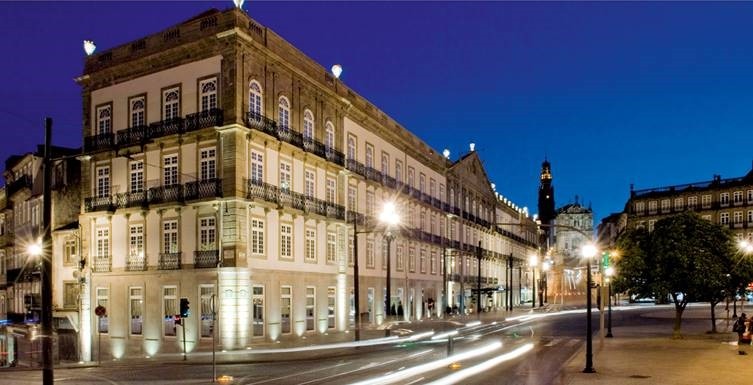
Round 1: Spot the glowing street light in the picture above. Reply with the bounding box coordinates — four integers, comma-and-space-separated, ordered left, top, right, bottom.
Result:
581, 243, 597, 373
331, 64, 343, 79
83, 40, 96, 56
232, 0, 245, 9
28, 241, 43, 257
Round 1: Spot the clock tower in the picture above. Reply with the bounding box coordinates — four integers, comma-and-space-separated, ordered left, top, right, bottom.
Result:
538, 159, 556, 249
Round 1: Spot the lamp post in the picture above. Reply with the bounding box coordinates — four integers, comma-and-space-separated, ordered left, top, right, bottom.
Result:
379, 201, 400, 324
351, 214, 361, 341
605, 266, 615, 338
542, 259, 552, 306
581, 243, 597, 374
529, 254, 538, 308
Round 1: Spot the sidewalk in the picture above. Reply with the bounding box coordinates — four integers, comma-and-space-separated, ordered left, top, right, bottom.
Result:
562, 304, 747, 385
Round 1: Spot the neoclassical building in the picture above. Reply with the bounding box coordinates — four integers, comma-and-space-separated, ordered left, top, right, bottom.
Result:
59, 6, 540, 361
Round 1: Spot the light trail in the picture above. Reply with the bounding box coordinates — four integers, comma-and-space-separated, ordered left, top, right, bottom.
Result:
425, 343, 535, 385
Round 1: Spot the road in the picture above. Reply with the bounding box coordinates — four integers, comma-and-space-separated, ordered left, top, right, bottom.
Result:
0, 307, 654, 385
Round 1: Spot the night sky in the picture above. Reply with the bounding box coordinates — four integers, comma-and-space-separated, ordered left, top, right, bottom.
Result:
2, 1, 753, 224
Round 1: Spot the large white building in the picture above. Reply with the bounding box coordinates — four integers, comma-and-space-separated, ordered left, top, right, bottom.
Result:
0, 7, 539, 363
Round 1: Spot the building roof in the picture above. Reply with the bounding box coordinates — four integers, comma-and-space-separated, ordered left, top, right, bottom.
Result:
557, 202, 592, 215
630, 167, 753, 200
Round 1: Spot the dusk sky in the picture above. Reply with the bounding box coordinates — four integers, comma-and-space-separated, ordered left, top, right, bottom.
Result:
2, 1, 753, 224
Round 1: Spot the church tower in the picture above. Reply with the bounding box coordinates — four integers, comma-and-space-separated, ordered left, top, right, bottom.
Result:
538, 159, 556, 249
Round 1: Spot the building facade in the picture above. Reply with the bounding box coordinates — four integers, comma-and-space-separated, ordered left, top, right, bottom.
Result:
626, 169, 753, 241
64, 7, 540, 360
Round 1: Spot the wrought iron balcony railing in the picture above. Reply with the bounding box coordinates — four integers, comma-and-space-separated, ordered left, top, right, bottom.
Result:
92, 256, 111, 273
126, 254, 147, 271
159, 252, 181, 270
85, 179, 223, 212
194, 250, 219, 268
6, 174, 33, 196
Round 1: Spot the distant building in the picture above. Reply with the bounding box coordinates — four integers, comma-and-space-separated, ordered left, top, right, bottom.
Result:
537, 159, 555, 250
597, 212, 627, 250
553, 198, 593, 267
625, 168, 753, 242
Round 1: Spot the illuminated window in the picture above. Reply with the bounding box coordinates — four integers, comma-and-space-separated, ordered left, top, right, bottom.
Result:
249, 80, 263, 116
163, 220, 179, 253
396, 243, 404, 271
306, 287, 315, 331
326, 177, 336, 204
279, 161, 291, 192
366, 238, 375, 268
130, 160, 144, 193
280, 223, 293, 259
200, 147, 216, 181
130, 287, 143, 335
305, 228, 316, 262
327, 287, 336, 329
250, 218, 265, 256
702, 195, 712, 208
253, 285, 265, 337
305, 170, 315, 198
199, 78, 217, 111
163, 154, 179, 186
687, 196, 698, 208
199, 217, 216, 251
674, 197, 683, 210
250, 150, 264, 183
365, 143, 374, 169
163, 286, 177, 336
281, 286, 292, 334
96, 166, 110, 198
326, 232, 336, 263
96, 105, 111, 135
200, 285, 215, 338
303, 109, 314, 140
278, 96, 290, 128
163, 87, 180, 120
96, 288, 109, 334
395, 160, 403, 184
381, 152, 389, 176
130, 96, 145, 127
325, 121, 335, 150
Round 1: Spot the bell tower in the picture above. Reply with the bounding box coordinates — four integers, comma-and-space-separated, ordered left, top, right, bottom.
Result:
538, 159, 556, 249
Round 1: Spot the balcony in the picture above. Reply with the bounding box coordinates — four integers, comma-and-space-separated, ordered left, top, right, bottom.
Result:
117, 191, 148, 208
84, 109, 224, 154
6, 174, 33, 196
85, 179, 223, 212
184, 178, 222, 201
346, 159, 366, 177
195, 250, 219, 268
92, 256, 111, 273
126, 254, 147, 271
246, 179, 345, 220
246, 111, 277, 137
159, 252, 181, 270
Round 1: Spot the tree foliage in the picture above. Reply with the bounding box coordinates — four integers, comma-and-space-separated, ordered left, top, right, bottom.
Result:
614, 212, 752, 337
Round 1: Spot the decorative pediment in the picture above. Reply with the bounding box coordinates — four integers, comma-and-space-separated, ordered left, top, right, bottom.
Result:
449, 152, 496, 198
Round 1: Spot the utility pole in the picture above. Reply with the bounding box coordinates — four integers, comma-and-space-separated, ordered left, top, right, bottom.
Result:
353, 216, 360, 341
42, 117, 53, 385
476, 241, 482, 317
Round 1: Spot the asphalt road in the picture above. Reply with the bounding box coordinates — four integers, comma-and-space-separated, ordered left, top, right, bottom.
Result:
0, 307, 654, 385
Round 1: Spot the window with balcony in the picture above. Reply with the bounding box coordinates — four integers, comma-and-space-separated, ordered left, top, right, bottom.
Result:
199, 217, 216, 251
249, 80, 262, 115
420, 248, 427, 273
163, 154, 179, 186
95, 228, 109, 268
348, 186, 356, 212
325, 121, 335, 150
305, 228, 316, 262
409, 247, 416, 272
199, 77, 217, 112
163, 87, 180, 120
395, 160, 403, 184
130, 160, 144, 193
347, 135, 357, 161
305, 170, 315, 198
408, 167, 415, 188
303, 109, 314, 140
430, 179, 436, 198
96, 105, 112, 135
250, 218, 265, 256
250, 150, 263, 183
129, 224, 144, 265
431, 250, 437, 274
280, 223, 293, 259
279, 161, 291, 192
366, 191, 375, 217
365, 143, 374, 169
96, 166, 110, 198
326, 177, 336, 204
163, 220, 179, 253
278, 96, 290, 128
381, 152, 389, 176
200, 148, 216, 181
130, 96, 145, 127
419, 173, 426, 193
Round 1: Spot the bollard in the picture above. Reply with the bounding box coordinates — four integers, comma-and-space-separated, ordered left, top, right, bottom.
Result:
447, 335, 454, 356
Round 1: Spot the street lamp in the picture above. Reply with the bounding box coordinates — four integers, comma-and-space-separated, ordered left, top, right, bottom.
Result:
581, 243, 598, 374
605, 265, 615, 338
542, 259, 552, 306
379, 201, 400, 323
529, 254, 538, 308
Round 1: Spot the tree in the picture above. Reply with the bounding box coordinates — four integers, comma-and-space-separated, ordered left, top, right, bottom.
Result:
615, 212, 746, 338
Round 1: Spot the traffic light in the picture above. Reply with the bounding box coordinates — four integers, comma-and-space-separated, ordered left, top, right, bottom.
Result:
180, 298, 190, 318
601, 252, 610, 271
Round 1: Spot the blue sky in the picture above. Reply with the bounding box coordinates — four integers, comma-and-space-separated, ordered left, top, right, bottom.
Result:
2, 1, 753, 224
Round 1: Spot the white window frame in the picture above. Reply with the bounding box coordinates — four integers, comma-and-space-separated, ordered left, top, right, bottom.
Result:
326, 231, 336, 264
129, 286, 144, 336
279, 161, 291, 191
305, 228, 316, 262
250, 217, 265, 256
305, 286, 316, 332
96, 166, 110, 198
199, 217, 216, 251
130, 96, 145, 127
365, 144, 374, 168
250, 150, 264, 183
278, 96, 290, 128
326, 177, 336, 204
96, 105, 112, 135
249, 80, 263, 115
96, 287, 109, 334
253, 285, 265, 337
325, 121, 335, 150
305, 169, 315, 198
163, 87, 180, 120
303, 109, 314, 140
163, 154, 179, 186
129, 160, 144, 193
281, 285, 292, 335
199, 77, 218, 112
163, 220, 179, 253
280, 223, 293, 259
163, 286, 178, 337
129, 224, 144, 259
347, 135, 357, 161
200, 147, 216, 181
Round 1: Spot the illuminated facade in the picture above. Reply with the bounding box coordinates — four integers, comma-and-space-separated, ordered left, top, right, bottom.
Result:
73, 7, 538, 360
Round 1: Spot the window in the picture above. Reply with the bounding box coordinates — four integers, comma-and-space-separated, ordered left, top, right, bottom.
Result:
163, 87, 180, 120
130, 96, 145, 127
199, 217, 216, 251
278, 96, 290, 128
674, 197, 683, 210
647, 201, 657, 212
721, 212, 730, 225
347, 135, 357, 161
164, 154, 179, 186
249, 80, 263, 115
348, 235, 354, 266
381, 152, 389, 176
96, 228, 109, 262
721, 193, 730, 206
199, 77, 217, 112
280, 223, 293, 259
408, 167, 415, 188
734, 191, 743, 204
701, 215, 711, 221
250, 150, 264, 183
326, 177, 336, 204
253, 285, 265, 337
200, 147, 216, 181
303, 109, 314, 140
63, 282, 78, 309
365, 144, 374, 169
702, 195, 712, 208
396, 243, 404, 271
395, 160, 403, 184
306, 287, 315, 331
430, 179, 436, 198
130, 287, 143, 335
420, 249, 426, 273
366, 238, 375, 268
279, 161, 291, 192
305, 170, 315, 198
96, 105, 111, 135
748, 190, 753, 203
439, 184, 445, 202
660, 199, 670, 212
348, 186, 357, 212
366, 191, 375, 217
420, 210, 426, 231
163, 220, 179, 253
281, 286, 292, 334
327, 232, 336, 263
64, 238, 77, 265
130, 160, 144, 193
734, 211, 743, 224
688, 196, 698, 208
200, 285, 215, 338
748, 210, 753, 224
419, 173, 426, 193
325, 121, 335, 150
129, 224, 144, 259
305, 228, 316, 261
250, 218, 265, 255
96, 288, 109, 333
327, 287, 336, 329
381, 238, 387, 270
96, 166, 110, 198
409, 247, 416, 272
163, 286, 178, 336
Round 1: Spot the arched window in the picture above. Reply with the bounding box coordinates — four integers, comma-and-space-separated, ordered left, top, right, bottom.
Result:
163, 88, 180, 120
325, 121, 335, 150
303, 109, 314, 140
130, 97, 145, 127
97, 105, 111, 135
278, 96, 290, 128
347, 135, 356, 161
199, 78, 217, 111
249, 80, 263, 116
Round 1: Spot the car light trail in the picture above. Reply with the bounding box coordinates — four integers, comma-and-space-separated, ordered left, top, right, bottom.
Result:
425, 343, 535, 385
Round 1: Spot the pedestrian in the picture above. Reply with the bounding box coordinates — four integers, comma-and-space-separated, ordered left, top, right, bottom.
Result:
734, 313, 750, 355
